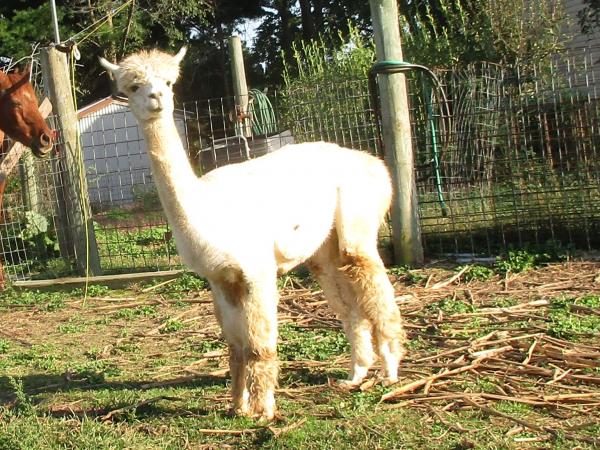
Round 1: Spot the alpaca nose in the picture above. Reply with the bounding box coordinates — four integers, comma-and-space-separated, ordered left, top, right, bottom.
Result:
149, 92, 162, 100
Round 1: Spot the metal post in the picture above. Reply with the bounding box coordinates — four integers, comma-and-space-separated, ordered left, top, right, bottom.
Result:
369, 0, 424, 265
228, 36, 252, 138
40, 47, 102, 276
49, 0, 61, 44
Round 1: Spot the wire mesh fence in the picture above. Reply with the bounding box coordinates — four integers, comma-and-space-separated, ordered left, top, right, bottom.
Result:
2, 47, 600, 282
416, 49, 600, 255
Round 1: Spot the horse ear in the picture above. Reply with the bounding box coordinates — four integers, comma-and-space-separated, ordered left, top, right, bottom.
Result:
173, 46, 187, 65
99, 57, 120, 75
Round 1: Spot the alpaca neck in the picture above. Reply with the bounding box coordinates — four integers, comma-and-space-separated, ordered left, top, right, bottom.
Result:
141, 117, 200, 227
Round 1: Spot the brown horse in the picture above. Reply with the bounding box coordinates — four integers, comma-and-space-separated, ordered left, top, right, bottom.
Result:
0, 65, 55, 287
0, 66, 54, 156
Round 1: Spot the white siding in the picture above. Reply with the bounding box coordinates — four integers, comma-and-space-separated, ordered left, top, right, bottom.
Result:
78, 102, 188, 209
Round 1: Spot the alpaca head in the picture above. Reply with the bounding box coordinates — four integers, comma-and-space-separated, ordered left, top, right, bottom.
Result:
99, 47, 186, 122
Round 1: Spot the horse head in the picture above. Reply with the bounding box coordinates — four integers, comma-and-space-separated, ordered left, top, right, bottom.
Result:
0, 66, 54, 157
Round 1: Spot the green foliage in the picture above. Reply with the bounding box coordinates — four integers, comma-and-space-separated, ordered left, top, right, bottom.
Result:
579, 0, 600, 34
278, 325, 350, 361
0, 3, 75, 60
0, 288, 66, 311
94, 224, 178, 271
71, 284, 110, 298
57, 322, 88, 334
67, 360, 122, 384
548, 296, 600, 340
0, 339, 9, 354
114, 305, 158, 319
7, 377, 34, 417
427, 297, 476, 315
161, 319, 185, 334
131, 185, 162, 210
495, 250, 539, 273
494, 400, 533, 416
491, 297, 518, 308
399, 0, 567, 68
147, 272, 208, 299
462, 265, 495, 282
8, 345, 59, 371
281, 24, 376, 146
388, 266, 428, 285
494, 243, 569, 274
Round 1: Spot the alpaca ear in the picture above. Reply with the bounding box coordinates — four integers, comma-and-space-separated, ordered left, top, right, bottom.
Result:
99, 57, 120, 75
174, 46, 187, 65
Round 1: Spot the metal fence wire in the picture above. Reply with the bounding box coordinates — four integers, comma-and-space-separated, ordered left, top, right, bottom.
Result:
1, 47, 600, 281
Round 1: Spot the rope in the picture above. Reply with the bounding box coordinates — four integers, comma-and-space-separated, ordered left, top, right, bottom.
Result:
67, 0, 134, 46
369, 60, 450, 217
249, 89, 277, 136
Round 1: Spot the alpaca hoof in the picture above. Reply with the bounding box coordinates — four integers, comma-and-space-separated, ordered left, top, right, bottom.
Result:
231, 407, 250, 417
252, 408, 276, 423
382, 377, 398, 387
337, 379, 360, 391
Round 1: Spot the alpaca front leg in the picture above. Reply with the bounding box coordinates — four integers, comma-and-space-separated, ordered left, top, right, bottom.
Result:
210, 279, 250, 415
244, 278, 279, 420
229, 344, 249, 414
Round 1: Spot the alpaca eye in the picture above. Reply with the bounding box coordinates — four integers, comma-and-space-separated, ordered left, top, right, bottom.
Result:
130, 85, 139, 92
166, 81, 172, 87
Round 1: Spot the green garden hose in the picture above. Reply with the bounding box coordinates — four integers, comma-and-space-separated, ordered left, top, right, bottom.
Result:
369, 61, 449, 217
249, 89, 277, 136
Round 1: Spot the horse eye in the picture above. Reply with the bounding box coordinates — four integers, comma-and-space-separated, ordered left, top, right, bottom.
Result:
130, 85, 139, 92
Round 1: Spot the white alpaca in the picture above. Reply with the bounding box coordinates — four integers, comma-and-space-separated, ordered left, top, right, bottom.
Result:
100, 48, 406, 420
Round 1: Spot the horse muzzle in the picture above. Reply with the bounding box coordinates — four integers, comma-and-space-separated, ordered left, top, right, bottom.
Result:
31, 131, 54, 158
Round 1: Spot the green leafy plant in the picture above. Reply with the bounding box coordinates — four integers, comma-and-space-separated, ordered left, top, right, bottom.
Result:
495, 249, 545, 274
7, 377, 34, 416
147, 272, 208, 299
278, 325, 349, 361
548, 296, 600, 339
71, 284, 110, 298
281, 24, 376, 147
161, 319, 185, 333
427, 297, 476, 315
114, 305, 158, 319
0, 288, 67, 311
463, 265, 495, 282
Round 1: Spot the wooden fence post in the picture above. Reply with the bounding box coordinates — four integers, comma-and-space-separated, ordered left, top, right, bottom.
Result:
228, 36, 252, 138
40, 46, 102, 276
369, 0, 424, 265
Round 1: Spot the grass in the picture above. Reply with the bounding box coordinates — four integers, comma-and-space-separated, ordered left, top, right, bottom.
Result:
0, 264, 599, 449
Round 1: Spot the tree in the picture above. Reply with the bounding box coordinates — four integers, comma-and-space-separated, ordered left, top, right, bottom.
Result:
578, 0, 600, 34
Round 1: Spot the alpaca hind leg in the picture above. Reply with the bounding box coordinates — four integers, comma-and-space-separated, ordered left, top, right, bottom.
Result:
335, 186, 406, 384
341, 251, 406, 384
210, 279, 249, 414
244, 274, 279, 420
307, 233, 376, 387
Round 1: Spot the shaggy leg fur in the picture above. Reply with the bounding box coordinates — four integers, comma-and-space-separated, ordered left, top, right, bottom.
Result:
210, 279, 250, 415
335, 181, 406, 385
244, 275, 279, 420
341, 252, 406, 384
307, 233, 377, 387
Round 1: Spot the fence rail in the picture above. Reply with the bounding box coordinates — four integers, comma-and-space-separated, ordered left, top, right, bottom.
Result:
2, 48, 600, 282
